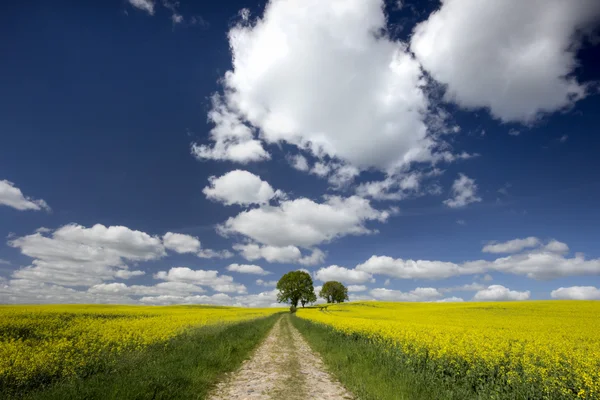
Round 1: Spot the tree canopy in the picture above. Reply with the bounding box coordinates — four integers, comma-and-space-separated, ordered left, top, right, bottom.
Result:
319, 281, 349, 304
276, 271, 316, 308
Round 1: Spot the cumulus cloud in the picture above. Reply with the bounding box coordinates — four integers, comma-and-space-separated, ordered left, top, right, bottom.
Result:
0, 180, 50, 211
551, 286, 600, 300
162, 232, 201, 253
191, 96, 270, 163
356, 256, 480, 280
233, 243, 325, 265
138, 289, 283, 308
436, 296, 464, 303
226, 263, 270, 275
370, 287, 442, 301
347, 285, 367, 292
482, 237, 541, 254
8, 224, 165, 286
128, 0, 155, 15
256, 279, 277, 287
203, 170, 284, 206
411, 0, 600, 123
196, 0, 450, 173
154, 267, 246, 294
443, 174, 481, 208
440, 283, 485, 293
288, 154, 309, 172
218, 195, 388, 248
472, 285, 530, 301
314, 265, 374, 284
355, 239, 600, 281
196, 249, 234, 259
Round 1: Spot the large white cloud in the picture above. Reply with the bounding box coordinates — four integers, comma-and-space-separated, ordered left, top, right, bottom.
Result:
195, 0, 442, 172
203, 170, 284, 206
355, 239, 600, 280
218, 195, 388, 248
370, 287, 442, 302
482, 237, 541, 254
162, 232, 201, 253
411, 0, 600, 123
0, 180, 50, 211
443, 173, 481, 208
356, 256, 481, 280
8, 224, 163, 286
128, 0, 155, 15
473, 285, 530, 301
226, 263, 270, 276
551, 286, 600, 300
154, 267, 247, 294
314, 265, 374, 284
233, 243, 325, 265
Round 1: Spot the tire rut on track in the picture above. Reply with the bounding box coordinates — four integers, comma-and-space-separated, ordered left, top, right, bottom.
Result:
207, 315, 353, 400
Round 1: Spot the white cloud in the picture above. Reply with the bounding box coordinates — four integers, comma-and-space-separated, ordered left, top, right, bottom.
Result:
8, 224, 164, 287
356, 172, 424, 201
356, 239, 600, 281
347, 285, 367, 292
482, 237, 541, 254
256, 279, 277, 287
226, 263, 270, 275
436, 296, 464, 303
0, 279, 135, 304
196, 249, 234, 259
199, 0, 446, 174
440, 283, 485, 293
551, 286, 600, 300
154, 267, 246, 294
191, 95, 270, 163
128, 0, 155, 15
444, 174, 481, 208
0, 180, 50, 211
473, 285, 530, 301
411, 0, 600, 123
544, 240, 569, 254
114, 270, 145, 279
314, 265, 374, 284
138, 289, 283, 308
356, 256, 480, 280
370, 287, 442, 302
218, 195, 388, 248
0, 259, 10, 265
233, 243, 325, 265
203, 170, 284, 206
162, 232, 201, 253
288, 154, 309, 172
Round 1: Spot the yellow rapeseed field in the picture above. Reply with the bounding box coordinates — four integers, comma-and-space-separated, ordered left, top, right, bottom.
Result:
297, 301, 600, 399
0, 304, 280, 389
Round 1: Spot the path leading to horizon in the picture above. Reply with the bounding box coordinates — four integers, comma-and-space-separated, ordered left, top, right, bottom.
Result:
208, 315, 354, 400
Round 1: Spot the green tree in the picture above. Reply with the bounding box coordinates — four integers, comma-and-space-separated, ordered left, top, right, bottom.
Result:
319, 281, 349, 303
277, 270, 316, 308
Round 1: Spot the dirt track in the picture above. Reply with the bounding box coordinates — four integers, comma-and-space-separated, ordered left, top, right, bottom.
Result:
208, 315, 353, 400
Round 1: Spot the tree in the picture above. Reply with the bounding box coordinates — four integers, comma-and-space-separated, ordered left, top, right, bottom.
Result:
277, 271, 316, 308
319, 281, 349, 304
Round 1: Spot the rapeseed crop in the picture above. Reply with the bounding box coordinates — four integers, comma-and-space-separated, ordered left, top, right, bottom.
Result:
0, 304, 280, 390
297, 301, 600, 399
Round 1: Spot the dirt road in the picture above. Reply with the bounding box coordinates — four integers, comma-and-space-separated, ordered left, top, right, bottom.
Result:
208, 315, 353, 400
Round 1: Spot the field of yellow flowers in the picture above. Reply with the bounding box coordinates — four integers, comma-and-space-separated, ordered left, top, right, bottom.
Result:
297, 301, 600, 399
0, 304, 280, 391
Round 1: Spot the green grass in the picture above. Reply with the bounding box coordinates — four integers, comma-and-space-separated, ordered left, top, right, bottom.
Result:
291, 315, 481, 400
6, 314, 281, 400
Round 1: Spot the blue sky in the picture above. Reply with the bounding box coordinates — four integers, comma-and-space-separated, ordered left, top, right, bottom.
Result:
1, 0, 600, 306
